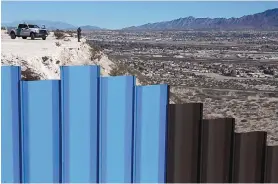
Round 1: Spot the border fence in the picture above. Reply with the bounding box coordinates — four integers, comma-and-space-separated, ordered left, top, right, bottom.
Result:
1, 65, 278, 183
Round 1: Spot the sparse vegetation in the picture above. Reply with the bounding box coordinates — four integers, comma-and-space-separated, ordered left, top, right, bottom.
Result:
42, 56, 49, 62
109, 64, 129, 76
89, 48, 102, 61
87, 30, 278, 145
65, 30, 75, 37
55, 42, 61, 47
87, 41, 103, 61
21, 68, 41, 81
54, 30, 65, 39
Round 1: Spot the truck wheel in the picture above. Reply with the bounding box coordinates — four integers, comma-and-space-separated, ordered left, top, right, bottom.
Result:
30, 33, 35, 40
22, 37, 27, 39
42, 36, 46, 40
10, 32, 16, 39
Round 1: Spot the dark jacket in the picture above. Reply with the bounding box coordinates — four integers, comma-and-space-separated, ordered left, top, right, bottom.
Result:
77, 27, 81, 34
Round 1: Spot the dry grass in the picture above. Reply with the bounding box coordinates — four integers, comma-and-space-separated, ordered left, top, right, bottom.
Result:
21, 68, 40, 81
109, 64, 129, 76
54, 30, 65, 40
88, 43, 102, 61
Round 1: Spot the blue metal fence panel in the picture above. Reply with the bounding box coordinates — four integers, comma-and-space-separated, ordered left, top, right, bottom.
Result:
21, 80, 60, 183
1, 66, 21, 183
61, 66, 100, 182
2, 66, 171, 183
133, 84, 169, 183
99, 76, 135, 183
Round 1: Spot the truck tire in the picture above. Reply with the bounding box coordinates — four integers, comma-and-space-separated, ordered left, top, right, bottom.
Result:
30, 33, 35, 40
22, 37, 27, 39
10, 32, 16, 39
42, 36, 46, 40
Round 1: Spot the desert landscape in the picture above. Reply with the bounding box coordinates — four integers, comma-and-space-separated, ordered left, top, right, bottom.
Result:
1, 28, 277, 145
1, 8, 278, 145
85, 30, 278, 145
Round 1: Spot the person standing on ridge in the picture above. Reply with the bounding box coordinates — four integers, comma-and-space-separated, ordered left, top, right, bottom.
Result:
77, 27, 81, 42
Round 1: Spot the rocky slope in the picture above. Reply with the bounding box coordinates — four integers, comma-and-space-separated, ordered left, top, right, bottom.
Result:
1, 31, 114, 80
124, 8, 278, 31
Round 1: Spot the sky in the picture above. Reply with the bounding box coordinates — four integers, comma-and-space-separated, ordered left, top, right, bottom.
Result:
1, 1, 278, 29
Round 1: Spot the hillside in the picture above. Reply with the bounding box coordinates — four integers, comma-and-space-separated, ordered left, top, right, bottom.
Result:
1, 31, 113, 80
124, 8, 278, 31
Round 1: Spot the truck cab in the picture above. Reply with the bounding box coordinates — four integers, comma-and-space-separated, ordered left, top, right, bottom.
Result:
9, 23, 48, 40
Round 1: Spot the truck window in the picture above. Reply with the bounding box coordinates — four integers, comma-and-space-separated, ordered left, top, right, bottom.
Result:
18, 24, 28, 28
28, 25, 39, 28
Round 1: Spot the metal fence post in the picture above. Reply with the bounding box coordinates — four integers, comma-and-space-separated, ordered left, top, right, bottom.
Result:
264, 146, 278, 183
21, 80, 61, 183
232, 131, 267, 183
200, 118, 235, 183
1, 66, 21, 183
60, 66, 100, 183
133, 84, 169, 183
166, 103, 203, 183
99, 76, 135, 183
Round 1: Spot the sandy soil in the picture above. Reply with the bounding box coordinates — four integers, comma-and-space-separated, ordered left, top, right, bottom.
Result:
1, 31, 115, 79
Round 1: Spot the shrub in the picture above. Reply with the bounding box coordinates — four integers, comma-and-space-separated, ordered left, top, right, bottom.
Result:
89, 44, 102, 61
21, 68, 40, 81
109, 64, 129, 76
54, 30, 65, 39
55, 42, 61, 47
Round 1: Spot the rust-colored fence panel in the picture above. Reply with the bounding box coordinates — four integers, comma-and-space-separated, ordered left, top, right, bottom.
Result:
200, 118, 235, 183
232, 131, 267, 183
166, 103, 203, 183
264, 146, 278, 183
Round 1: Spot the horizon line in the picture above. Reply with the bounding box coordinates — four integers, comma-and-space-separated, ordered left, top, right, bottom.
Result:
2, 7, 277, 30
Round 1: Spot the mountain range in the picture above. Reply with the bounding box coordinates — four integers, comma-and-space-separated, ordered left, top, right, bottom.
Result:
124, 8, 278, 31
2, 8, 278, 31
2, 20, 103, 30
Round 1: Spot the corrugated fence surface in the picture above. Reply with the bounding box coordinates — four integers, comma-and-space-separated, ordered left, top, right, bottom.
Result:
21, 80, 61, 183
1, 66, 21, 183
99, 76, 135, 183
61, 66, 99, 183
1, 65, 278, 183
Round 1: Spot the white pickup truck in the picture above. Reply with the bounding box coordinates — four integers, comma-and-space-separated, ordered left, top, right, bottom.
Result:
9, 23, 48, 40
